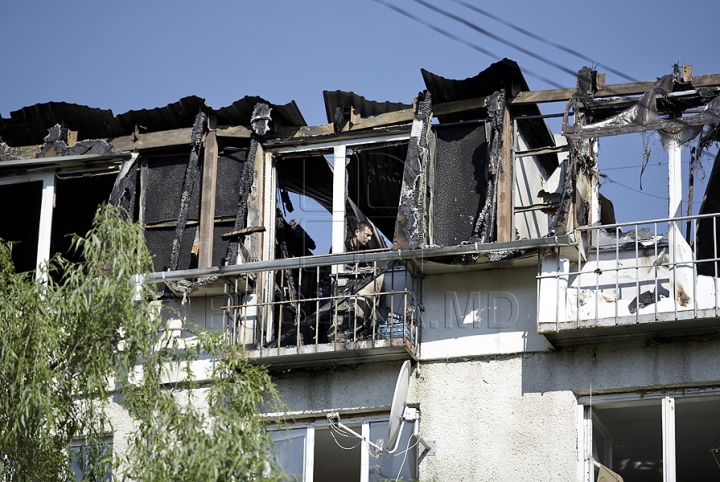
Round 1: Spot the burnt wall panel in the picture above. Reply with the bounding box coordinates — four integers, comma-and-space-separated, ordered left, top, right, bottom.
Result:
212, 222, 233, 266
145, 227, 197, 273
214, 151, 248, 218
145, 155, 200, 225
432, 123, 489, 246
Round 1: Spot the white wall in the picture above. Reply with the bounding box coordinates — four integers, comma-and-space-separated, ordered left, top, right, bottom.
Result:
420, 267, 552, 360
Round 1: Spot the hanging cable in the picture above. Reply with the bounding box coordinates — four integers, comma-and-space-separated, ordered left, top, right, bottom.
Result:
371, 0, 564, 89
394, 434, 419, 482
600, 174, 667, 200
410, 0, 577, 78
449, 0, 639, 82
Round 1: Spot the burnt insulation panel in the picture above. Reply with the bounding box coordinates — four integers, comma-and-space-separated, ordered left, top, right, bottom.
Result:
347, 144, 407, 240
144, 151, 247, 271
215, 151, 248, 218
146, 227, 196, 272
145, 155, 201, 225
147, 223, 235, 272
432, 123, 489, 247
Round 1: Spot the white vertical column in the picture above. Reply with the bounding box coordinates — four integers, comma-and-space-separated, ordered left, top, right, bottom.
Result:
360, 422, 370, 482
36, 174, 55, 281
662, 396, 676, 482
668, 139, 682, 258
305, 425, 315, 482
579, 405, 593, 482
261, 151, 276, 343
668, 139, 682, 220
332, 145, 347, 256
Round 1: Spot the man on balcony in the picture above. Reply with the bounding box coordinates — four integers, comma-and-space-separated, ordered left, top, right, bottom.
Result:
327, 221, 386, 343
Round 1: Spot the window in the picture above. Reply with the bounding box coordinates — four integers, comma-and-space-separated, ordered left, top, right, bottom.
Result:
270, 411, 419, 482
580, 389, 720, 481
0, 170, 118, 279
69, 437, 113, 482
0, 174, 53, 277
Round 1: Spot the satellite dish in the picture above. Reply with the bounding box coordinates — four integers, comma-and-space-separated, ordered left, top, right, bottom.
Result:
327, 360, 425, 457
386, 360, 411, 453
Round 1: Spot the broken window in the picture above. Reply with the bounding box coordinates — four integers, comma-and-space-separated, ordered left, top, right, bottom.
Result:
251, 136, 413, 350
582, 391, 720, 481
0, 179, 43, 273
0, 171, 115, 279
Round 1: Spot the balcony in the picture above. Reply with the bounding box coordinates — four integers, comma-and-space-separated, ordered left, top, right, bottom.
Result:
152, 254, 421, 367
538, 213, 720, 343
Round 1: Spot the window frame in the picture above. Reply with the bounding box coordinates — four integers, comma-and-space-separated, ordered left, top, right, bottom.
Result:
268, 409, 420, 482
578, 386, 720, 482
0, 173, 55, 280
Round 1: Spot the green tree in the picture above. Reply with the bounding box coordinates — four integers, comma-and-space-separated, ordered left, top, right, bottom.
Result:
0, 205, 284, 481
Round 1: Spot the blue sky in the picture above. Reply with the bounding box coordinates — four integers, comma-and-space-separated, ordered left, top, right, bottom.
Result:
2, 0, 720, 245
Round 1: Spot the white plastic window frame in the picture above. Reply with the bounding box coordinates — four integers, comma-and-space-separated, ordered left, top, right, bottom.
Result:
268, 409, 420, 482
265, 132, 410, 262
577, 386, 720, 482
0, 173, 55, 280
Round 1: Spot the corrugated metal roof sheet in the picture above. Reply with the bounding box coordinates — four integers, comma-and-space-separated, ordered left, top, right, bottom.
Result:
0, 96, 307, 147
323, 90, 411, 123
422, 58, 558, 174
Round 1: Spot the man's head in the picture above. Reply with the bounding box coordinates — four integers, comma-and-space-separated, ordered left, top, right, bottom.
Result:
353, 221, 373, 248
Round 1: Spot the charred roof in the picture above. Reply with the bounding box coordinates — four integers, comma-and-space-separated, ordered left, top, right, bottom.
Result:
0, 95, 307, 147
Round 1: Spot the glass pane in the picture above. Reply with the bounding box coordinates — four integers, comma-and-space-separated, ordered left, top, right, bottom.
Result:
676, 397, 720, 479
271, 430, 306, 481
593, 402, 663, 481
314, 426, 361, 482
368, 420, 417, 482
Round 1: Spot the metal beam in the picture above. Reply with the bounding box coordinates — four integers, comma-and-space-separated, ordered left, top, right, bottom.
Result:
145, 233, 575, 282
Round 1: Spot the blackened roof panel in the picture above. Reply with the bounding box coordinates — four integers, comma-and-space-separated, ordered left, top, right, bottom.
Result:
1, 96, 308, 147
323, 90, 411, 123
422, 59, 557, 174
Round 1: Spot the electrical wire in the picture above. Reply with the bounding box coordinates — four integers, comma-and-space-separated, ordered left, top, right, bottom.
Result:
328, 421, 364, 450
371, 0, 564, 89
394, 434, 418, 482
600, 175, 667, 200
410, 0, 578, 79
448, 0, 639, 83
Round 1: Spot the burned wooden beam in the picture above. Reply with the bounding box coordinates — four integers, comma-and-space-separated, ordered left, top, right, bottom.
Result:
221, 225, 266, 241
198, 118, 218, 269
108, 153, 139, 220
393, 90, 433, 250
473, 91, 504, 243
496, 100, 514, 242
512, 73, 720, 105
168, 111, 206, 271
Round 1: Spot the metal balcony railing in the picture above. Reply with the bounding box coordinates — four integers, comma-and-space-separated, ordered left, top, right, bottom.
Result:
220, 259, 421, 361
537, 212, 720, 333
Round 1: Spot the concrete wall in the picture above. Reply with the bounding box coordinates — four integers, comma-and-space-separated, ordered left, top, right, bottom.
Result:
420, 267, 552, 360
409, 356, 579, 481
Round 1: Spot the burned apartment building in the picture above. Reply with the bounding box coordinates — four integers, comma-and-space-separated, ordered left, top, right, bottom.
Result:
2, 59, 720, 481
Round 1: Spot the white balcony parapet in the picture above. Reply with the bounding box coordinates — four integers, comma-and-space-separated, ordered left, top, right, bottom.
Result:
538, 212, 720, 337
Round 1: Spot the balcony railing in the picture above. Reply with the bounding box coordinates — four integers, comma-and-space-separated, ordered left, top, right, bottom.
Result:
220, 258, 421, 364
538, 212, 720, 337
